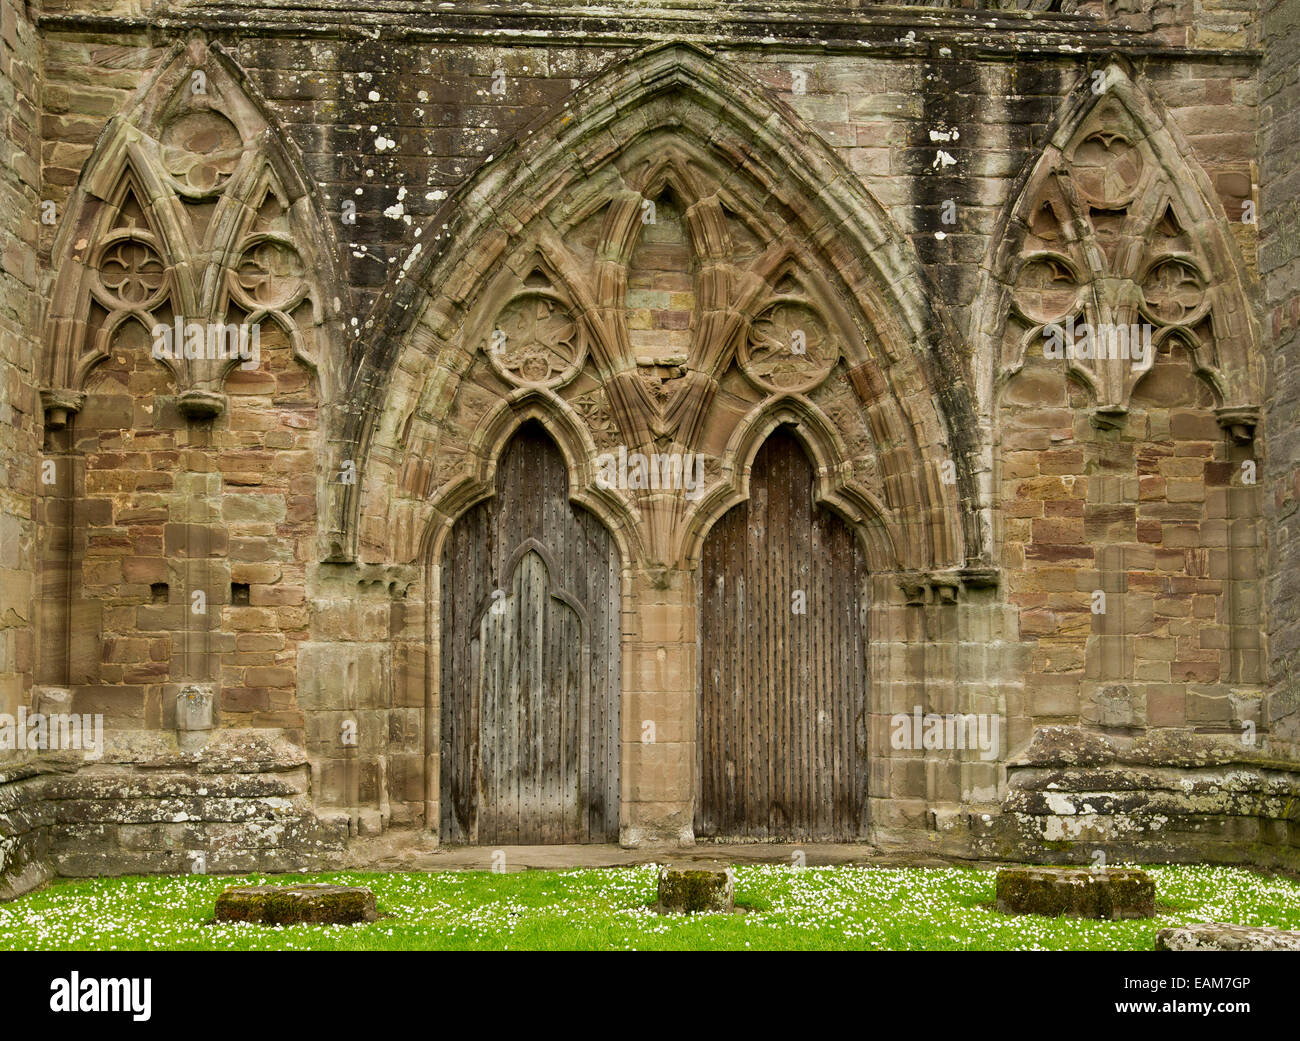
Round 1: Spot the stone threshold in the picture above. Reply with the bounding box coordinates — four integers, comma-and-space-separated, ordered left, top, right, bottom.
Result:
339, 834, 992, 872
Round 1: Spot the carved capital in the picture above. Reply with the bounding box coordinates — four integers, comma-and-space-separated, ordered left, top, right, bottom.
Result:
40, 388, 85, 430
1215, 405, 1259, 445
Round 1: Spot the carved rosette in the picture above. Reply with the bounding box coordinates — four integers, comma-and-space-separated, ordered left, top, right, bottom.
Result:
739, 299, 838, 395
485, 291, 586, 389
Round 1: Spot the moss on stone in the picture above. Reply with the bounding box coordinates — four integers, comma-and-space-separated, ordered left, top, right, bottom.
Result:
214, 883, 378, 925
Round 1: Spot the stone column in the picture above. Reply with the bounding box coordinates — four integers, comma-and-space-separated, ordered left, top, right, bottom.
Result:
620, 566, 695, 847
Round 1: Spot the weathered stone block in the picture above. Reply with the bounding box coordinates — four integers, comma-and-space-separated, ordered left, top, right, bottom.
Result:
214, 883, 378, 925
996, 866, 1155, 919
1155, 923, 1300, 951
656, 864, 734, 914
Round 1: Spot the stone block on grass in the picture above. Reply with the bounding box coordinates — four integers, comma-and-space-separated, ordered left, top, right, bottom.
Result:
1155, 923, 1300, 951
996, 866, 1154, 920
656, 864, 735, 914
215, 883, 378, 925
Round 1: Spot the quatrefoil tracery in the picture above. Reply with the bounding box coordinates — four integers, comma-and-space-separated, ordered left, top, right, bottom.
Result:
231, 236, 308, 313
93, 234, 168, 311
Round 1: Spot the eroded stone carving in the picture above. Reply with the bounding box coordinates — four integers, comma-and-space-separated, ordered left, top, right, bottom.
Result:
159, 109, 243, 195
740, 300, 838, 394
985, 66, 1261, 430
486, 291, 585, 388
41, 37, 343, 420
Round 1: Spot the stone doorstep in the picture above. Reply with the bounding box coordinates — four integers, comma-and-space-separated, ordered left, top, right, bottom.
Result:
1155, 923, 1300, 951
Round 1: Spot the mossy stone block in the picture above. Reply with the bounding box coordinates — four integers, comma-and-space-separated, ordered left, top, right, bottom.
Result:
215, 883, 378, 925
657, 864, 735, 914
996, 866, 1154, 920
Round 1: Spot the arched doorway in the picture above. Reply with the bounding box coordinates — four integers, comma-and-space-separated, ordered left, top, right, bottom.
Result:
439, 422, 621, 843
696, 427, 869, 840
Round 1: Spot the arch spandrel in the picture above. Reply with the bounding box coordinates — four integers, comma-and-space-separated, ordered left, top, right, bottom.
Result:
345, 42, 984, 579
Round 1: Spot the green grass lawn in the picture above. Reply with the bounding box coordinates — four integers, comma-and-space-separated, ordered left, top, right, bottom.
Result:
1, 863, 1298, 951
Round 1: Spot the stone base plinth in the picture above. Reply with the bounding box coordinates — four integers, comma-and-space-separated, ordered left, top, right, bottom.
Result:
1156, 923, 1300, 951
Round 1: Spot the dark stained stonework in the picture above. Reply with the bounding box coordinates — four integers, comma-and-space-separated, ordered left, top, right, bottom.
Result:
0, 0, 1297, 895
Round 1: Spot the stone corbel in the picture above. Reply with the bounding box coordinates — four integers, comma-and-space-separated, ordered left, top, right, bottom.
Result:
1215, 405, 1259, 445
178, 388, 227, 420
1090, 405, 1127, 432
899, 566, 1000, 605
40, 388, 85, 431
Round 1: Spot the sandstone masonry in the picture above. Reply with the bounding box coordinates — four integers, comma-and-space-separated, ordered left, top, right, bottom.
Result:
1, 0, 1298, 895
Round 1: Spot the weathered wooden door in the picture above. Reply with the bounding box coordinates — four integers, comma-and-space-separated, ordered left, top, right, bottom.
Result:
696, 427, 868, 840
440, 422, 620, 844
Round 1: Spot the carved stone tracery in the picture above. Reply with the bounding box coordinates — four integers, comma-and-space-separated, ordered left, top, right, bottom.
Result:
986, 67, 1260, 431
41, 38, 343, 422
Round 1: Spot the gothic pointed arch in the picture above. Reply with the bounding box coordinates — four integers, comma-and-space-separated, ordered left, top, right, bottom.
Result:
41, 35, 346, 421
338, 42, 983, 579
976, 59, 1261, 433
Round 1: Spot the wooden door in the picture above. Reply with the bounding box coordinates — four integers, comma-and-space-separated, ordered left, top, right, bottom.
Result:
440, 422, 620, 844
696, 427, 868, 840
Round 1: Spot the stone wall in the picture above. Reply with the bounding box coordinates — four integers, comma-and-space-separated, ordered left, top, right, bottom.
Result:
0, 0, 1294, 895
0, 762, 52, 899
0, 0, 46, 900
0, 0, 40, 721
45, 731, 344, 877
1262, 0, 1300, 746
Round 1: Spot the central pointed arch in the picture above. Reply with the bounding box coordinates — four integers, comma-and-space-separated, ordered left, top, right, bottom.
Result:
332, 42, 984, 579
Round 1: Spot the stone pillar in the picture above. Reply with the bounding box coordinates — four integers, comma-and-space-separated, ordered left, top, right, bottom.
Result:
620, 566, 695, 847
34, 392, 81, 696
